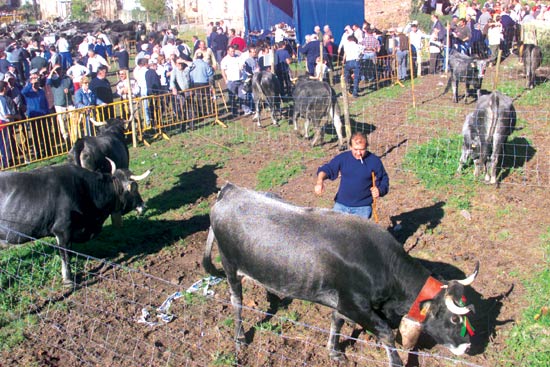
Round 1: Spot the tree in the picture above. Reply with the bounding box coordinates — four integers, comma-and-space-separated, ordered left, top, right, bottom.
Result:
139, 0, 167, 21
71, 0, 88, 21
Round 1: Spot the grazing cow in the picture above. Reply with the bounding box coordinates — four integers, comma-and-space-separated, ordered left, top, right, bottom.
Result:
250, 71, 282, 127
67, 117, 130, 173
522, 44, 542, 89
204, 183, 478, 367
447, 50, 486, 103
292, 78, 346, 150
0, 160, 150, 285
457, 91, 516, 184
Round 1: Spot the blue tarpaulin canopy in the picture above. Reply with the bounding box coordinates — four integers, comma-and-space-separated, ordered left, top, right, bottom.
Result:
244, 0, 364, 46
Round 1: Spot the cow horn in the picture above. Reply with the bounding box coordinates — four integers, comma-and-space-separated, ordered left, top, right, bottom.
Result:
105, 157, 116, 174
90, 117, 107, 127
457, 261, 479, 286
445, 295, 472, 315
130, 169, 151, 181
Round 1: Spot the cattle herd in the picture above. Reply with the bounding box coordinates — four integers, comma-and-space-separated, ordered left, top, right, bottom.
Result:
0, 17, 545, 365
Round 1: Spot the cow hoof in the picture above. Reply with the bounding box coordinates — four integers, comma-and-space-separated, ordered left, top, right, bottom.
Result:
329, 350, 345, 361
272, 121, 279, 127
338, 144, 347, 152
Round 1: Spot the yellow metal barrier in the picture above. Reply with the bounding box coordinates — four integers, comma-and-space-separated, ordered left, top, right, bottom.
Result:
374, 54, 399, 88
0, 84, 220, 171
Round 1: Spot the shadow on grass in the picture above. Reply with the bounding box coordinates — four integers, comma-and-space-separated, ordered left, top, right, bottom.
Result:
389, 201, 445, 245
145, 163, 220, 216
499, 137, 536, 183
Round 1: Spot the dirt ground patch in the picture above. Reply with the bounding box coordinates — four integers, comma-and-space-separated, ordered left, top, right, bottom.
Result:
2, 57, 549, 367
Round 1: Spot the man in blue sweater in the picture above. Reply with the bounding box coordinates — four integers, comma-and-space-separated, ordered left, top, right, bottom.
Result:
315, 132, 389, 219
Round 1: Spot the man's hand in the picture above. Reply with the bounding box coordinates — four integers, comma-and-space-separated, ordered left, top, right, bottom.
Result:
370, 186, 380, 198
314, 181, 324, 196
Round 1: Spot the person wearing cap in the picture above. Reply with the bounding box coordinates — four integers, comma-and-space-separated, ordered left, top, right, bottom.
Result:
74, 76, 97, 135
46, 63, 75, 141
170, 57, 193, 121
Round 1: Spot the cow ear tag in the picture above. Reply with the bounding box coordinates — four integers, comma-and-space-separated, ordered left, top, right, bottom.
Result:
127, 184, 132, 191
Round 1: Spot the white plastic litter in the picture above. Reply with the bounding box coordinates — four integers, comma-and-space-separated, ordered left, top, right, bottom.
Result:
137, 276, 224, 327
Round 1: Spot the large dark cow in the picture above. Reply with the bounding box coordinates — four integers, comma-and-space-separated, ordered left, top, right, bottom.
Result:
250, 71, 282, 127
447, 50, 486, 103
522, 44, 542, 89
203, 183, 478, 366
67, 116, 135, 227
0, 160, 150, 285
457, 91, 516, 184
67, 117, 130, 173
292, 78, 346, 150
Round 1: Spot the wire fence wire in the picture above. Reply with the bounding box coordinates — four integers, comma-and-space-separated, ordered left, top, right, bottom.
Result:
0, 228, 485, 367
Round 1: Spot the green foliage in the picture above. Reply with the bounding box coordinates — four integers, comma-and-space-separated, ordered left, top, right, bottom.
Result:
71, 0, 88, 21
139, 0, 167, 22
503, 228, 550, 366
256, 152, 307, 190
253, 321, 282, 334
210, 351, 237, 366
402, 134, 475, 189
0, 243, 62, 351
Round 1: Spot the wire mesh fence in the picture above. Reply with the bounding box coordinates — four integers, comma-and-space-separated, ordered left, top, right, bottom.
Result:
0, 228, 485, 367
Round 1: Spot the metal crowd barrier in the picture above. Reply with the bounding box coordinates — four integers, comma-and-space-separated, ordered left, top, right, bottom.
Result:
0, 84, 218, 171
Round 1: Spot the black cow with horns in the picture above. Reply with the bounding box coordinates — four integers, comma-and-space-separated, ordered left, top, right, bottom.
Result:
203, 183, 478, 367
0, 160, 151, 286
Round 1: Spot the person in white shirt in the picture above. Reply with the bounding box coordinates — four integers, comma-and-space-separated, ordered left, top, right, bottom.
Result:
343, 35, 363, 97
408, 22, 429, 77
66, 57, 90, 91
220, 46, 250, 116
274, 23, 287, 43
86, 49, 109, 78
338, 25, 354, 60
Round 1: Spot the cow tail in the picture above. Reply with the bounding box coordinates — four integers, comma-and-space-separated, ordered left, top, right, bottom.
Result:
202, 226, 225, 277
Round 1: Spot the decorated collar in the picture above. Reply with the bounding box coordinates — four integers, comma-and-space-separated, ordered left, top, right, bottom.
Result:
406, 276, 443, 323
